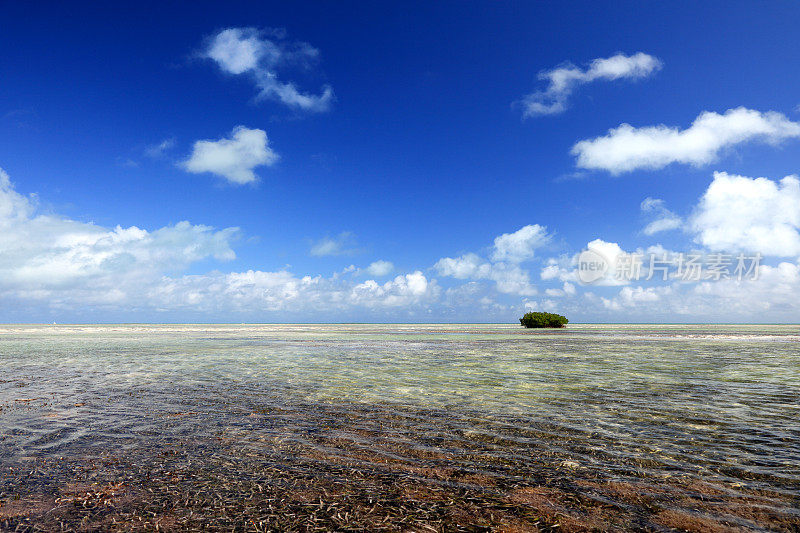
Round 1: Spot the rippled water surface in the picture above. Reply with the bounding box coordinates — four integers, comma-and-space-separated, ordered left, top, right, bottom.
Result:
1, 324, 799, 531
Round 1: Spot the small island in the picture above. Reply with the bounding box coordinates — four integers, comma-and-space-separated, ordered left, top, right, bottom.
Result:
519, 312, 569, 328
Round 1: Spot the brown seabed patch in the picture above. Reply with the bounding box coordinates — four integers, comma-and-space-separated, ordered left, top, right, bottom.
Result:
1, 433, 799, 532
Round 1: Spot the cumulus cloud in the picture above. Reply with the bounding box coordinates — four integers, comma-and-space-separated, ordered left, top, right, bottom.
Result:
491, 224, 551, 262
534, 240, 800, 321
540, 239, 645, 286
543, 282, 576, 298
8, 164, 800, 322
434, 224, 552, 296
182, 126, 277, 184
689, 261, 800, 315
572, 107, 800, 174
203, 27, 333, 112
588, 260, 800, 322
365, 260, 394, 277
690, 171, 800, 256
0, 168, 238, 302
520, 52, 661, 117
151, 270, 439, 315
350, 272, 434, 308
641, 197, 682, 235
435, 254, 488, 279
0, 169, 447, 320
434, 253, 537, 296
601, 285, 671, 310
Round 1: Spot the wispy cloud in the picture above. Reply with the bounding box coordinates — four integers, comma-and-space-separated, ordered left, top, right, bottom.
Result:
203, 27, 333, 112
182, 126, 278, 185
640, 197, 682, 235
572, 107, 800, 174
2, 108, 38, 130
519, 52, 661, 117
310, 232, 360, 256
144, 138, 176, 159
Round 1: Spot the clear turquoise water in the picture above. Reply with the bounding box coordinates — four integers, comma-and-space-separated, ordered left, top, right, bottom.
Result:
1, 324, 799, 526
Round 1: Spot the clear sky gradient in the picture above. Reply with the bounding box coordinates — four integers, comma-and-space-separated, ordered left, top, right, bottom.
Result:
1, 1, 799, 322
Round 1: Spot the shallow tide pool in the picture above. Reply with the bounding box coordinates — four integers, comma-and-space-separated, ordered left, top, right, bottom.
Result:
1, 324, 799, 531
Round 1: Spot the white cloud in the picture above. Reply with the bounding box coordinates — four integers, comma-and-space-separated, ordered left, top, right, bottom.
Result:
7, 165, 800, 323
540, 239, 643, 286
0, 169, 447, 320
603, 285, 669, 309
310, 232, 359, 256
144, 138, 176, 158
434, 253, 537, 296
583, 239, 638, 286
588, 260, 800, 322
563, 282, 576, 296
0, 168, 238, 302
182, 126, 277, 184
433, 224, 552, 295
540, 262, 563, 281
690, 171, 800, 256
545, 282, 577, 298
491, 224, 551, 262
150, 257, 800, 323
434, 253, 487, 279
350, 272, 433, 307
572, 107, 800, 174
206, 28, 267, 75
641, 197, 682, 235
689, 261, 800, 315
152, 269, 438, 315
365, 260, 394, 277
204, 27, 333, 112
520, 52, 661, 117
0, 168, 34, 222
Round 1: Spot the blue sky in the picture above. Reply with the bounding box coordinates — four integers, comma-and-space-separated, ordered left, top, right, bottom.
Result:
2, 1, 800, 322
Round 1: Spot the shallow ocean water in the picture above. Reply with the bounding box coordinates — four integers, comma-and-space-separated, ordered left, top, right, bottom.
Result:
1, 324, 799, 530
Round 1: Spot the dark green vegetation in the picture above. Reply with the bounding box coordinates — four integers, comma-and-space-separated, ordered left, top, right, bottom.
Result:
519, 312, 569, 328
